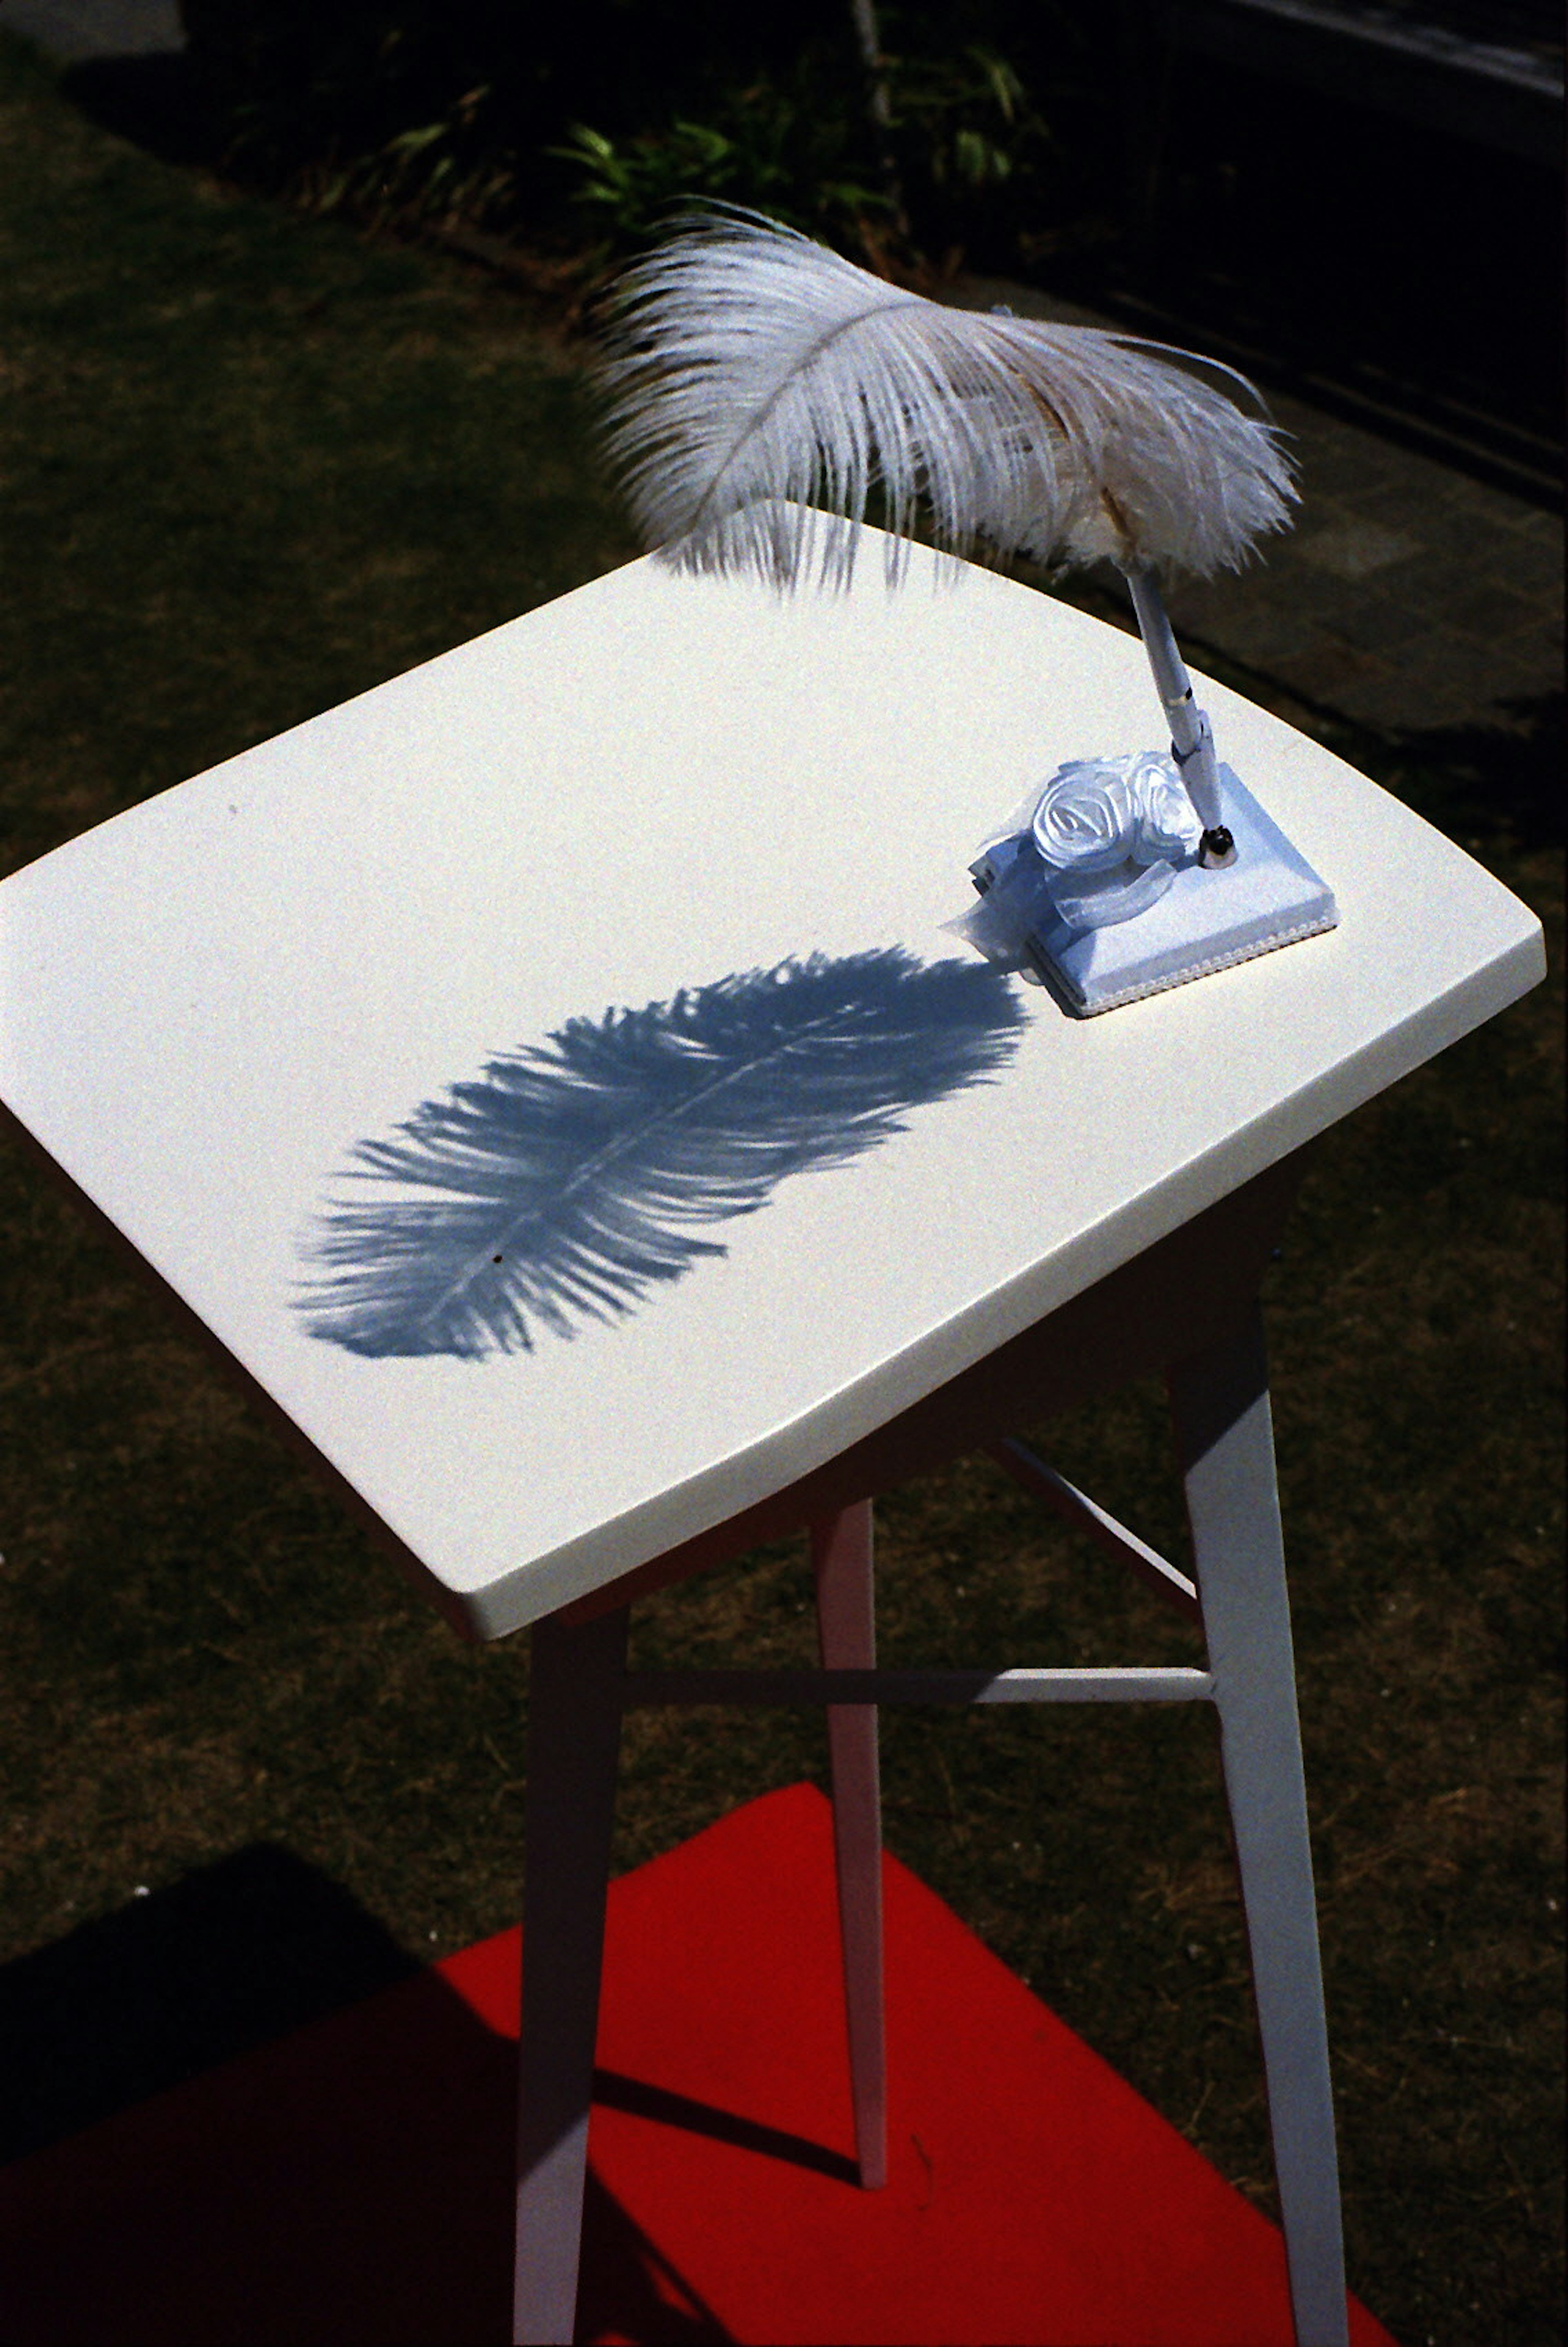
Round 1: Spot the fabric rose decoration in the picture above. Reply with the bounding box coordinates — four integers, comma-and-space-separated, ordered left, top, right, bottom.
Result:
1031, 752, 1204, 875
949, 751, 1207, 967
1028, 752, 1203, 930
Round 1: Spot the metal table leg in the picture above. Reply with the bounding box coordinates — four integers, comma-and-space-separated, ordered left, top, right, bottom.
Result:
512, 1602, 629, 2347
1170, 1307, 1349, 2347
813, 1499, 889, 2190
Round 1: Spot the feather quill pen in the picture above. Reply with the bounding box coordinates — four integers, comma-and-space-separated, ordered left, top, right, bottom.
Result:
298, 950, 1023, 1360
596, 207, 1296, 850
596, 207, 1296, 589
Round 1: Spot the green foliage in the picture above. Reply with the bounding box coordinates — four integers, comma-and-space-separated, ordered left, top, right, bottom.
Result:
547, 86, 892, 258
543, 24, 1058, 260
174, 1, 1077, 269
177, 0, 541, 232
887, 37, 1044, 192
300, 83, 523, 234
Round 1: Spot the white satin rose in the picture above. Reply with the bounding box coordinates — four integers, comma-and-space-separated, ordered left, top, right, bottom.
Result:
950, 749, 1209, 966
1030, 752, 1204, 874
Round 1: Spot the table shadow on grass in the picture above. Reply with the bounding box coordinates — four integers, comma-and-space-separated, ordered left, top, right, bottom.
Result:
297, 946, 1027, 1361
0, 1843, 421, 2166
0, 1854, 840, 2344
58, 50, 216, 170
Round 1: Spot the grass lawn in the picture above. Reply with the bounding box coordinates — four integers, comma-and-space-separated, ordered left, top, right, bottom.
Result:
0, 27, 1562, 2345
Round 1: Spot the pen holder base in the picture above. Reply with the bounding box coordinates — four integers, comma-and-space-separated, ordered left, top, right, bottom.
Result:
964, 768, 1337, 1017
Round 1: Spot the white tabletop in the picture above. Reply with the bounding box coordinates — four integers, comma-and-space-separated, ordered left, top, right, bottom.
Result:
0, 542, 1544, 1636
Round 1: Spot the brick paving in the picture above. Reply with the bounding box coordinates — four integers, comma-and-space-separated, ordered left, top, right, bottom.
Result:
959, 276, 1563, 744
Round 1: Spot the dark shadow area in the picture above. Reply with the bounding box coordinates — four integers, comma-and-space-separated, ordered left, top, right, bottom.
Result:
579, 2169, 736, 2345
60, 50, 217, 169
1314, 685, 1559, 857
591, 2066, 859, 2189
1167, 598, 1564, 853
0, 1844, 420, 2165
1379, 690, 1566, 853
1027, 12, 1565, 506
32, 7, 1562, 506
298, 948, 1027, 1361
0, 1902, 737, 2343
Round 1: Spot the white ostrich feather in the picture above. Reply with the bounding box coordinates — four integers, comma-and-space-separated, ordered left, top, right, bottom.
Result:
597, 210, 1296, 587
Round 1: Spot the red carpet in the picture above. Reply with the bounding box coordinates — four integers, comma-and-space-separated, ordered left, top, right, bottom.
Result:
0, 1783, 1394, 2345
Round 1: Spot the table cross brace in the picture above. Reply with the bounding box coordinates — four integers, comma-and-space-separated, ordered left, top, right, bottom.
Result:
517, 1310, 1351, 2347
989, 1437, 1202, 1620
622, 1664, 1213, 1705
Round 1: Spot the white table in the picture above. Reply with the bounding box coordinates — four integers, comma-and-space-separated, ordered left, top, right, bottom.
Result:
0, 540, 1544, 2347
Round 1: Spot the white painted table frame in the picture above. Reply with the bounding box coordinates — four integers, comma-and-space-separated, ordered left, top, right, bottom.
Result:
509, 1155, 1352, 2347
0, 541, 1542, 2347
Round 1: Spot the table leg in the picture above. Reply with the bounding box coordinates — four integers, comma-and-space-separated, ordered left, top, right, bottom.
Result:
812, 1499, 888, 2190
513, 1602, 629, 2347
1169, 1308, 1349, 2347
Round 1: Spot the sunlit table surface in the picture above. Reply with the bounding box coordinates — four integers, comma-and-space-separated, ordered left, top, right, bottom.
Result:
0, 541, 1544, 1638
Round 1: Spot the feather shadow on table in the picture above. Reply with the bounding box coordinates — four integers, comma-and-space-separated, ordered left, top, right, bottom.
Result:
296, 948, 1025, 1361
